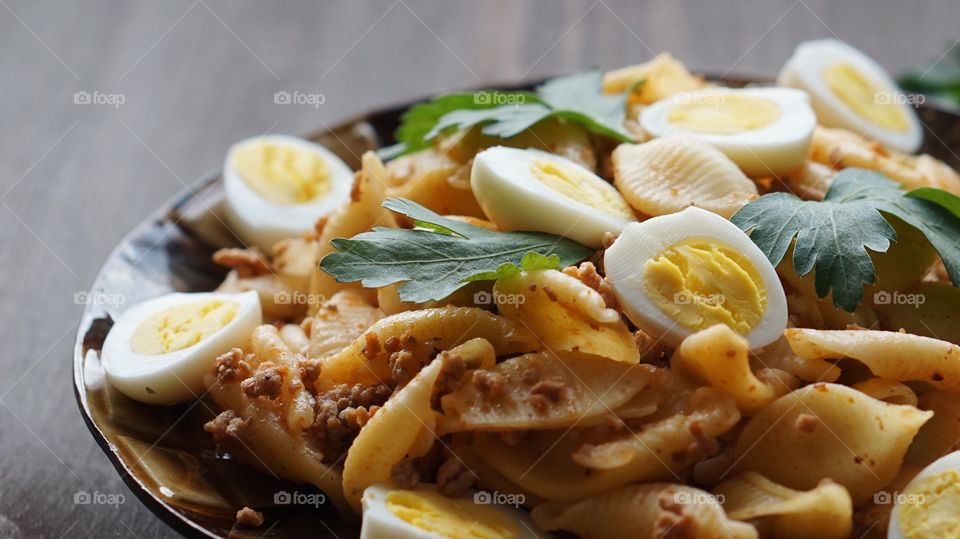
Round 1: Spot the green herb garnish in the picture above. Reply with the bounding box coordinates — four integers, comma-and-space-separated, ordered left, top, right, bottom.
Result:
378, 71, 632, 159
319, 198, 593, 303
731, 168, 960, 312
899, 48, 960, 105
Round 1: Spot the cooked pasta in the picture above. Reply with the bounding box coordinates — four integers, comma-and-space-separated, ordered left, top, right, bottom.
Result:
121, 47, 960, 538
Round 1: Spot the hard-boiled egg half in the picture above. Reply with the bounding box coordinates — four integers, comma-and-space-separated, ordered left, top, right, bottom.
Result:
223, 134, 355, 251
101, 291, 261, 405
889, 451, 960, 539
639, 87, 816, 177
604, 207, 787, 349
471, 146, 635, 248
361, 484, 549, 539
779, 39, 922, 154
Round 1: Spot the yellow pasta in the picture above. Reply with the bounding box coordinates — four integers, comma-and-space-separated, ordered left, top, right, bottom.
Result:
905, 390, 960, 467
731, 383, 932, 504
308, 151, 397, 314
473, 387, 740, 502
303, 289, 382, 360
441, 351, 654, 432
785, 328, 960, 392
713, 471, 853, 539
316, 306, 539, 390
532, 483, 757, 539
494, 269, 639, 364
342, 357, 443, 512
851, 378, 919, 407
674, 324, 794, 415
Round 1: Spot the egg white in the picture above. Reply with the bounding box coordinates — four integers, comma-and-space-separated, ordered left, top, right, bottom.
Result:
603, 207, 787, 349
360, 484, 549, 539
888, 451, 960, 539
223, 134, 355, 251
778, 39, 922, 154
101, 290, 261, 405
640, 87, 816, 177
470, 146, 634, 248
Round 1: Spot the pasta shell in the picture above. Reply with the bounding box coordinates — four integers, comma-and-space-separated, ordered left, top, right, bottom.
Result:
613, 135, 758, 218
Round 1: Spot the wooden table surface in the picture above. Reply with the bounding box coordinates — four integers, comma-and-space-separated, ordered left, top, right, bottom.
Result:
1, 0, 958, 537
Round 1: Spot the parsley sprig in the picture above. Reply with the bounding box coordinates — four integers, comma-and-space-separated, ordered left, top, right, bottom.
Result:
732, 168, 960, 312
319, 199, 593, 303
378, 71, 633, 159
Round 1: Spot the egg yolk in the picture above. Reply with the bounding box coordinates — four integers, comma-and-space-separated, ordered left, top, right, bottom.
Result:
385, 490, 518, 539
232, 141, 331, 205
529, 160, 634, 219
643, 239, 767, 334
898, 469, 960, 539
131, 300, 238, 355
822, 62, 909, 132
667, 94, 781, 134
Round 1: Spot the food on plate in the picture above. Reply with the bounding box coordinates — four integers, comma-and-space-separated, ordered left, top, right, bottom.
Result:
223, 134, 355, 250
101, 290, 261, 404
94, 43, 960, 538
639, 87, 817, 176
604, 207, 788, 349
779, 39, 922, 153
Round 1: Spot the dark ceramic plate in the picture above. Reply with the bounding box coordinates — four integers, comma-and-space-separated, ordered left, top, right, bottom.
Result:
73, 78, 960, 539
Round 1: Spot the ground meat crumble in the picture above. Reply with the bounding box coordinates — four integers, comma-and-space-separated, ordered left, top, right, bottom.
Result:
240, 362, 284, 400
307, 383, 392, 462
235, 506, 264, 527
212, 247, 271, 278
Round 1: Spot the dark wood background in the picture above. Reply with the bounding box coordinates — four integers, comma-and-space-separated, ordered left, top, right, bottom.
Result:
1, 1, 958, 537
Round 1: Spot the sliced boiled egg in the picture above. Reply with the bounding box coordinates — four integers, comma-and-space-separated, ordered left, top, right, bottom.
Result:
361, 484, 548, 539
779, 39, 922, 154
603, 207, 787, 349
223, 134, 355, 251
101, 291, 261, 405
889, 451, 960, 539
470, 146, 635, 248
639, 87, 816, 177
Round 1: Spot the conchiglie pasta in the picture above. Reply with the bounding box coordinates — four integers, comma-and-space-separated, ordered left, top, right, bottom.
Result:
731, 383, 932, 504
474, 387, 740, 502
440, 351, 654, 432
674, 324, 795, 415
713, 472, 853, 539
316, 306, 539, 390
785, 328, 960, 392
532, 483, 757, 539
342, 357, 443, 512
493, 269, 639, 364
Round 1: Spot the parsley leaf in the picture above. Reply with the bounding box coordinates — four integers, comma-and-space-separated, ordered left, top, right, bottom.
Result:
383, 71, 632, 159
732, 168, 960, 312
319, 199, 593, 303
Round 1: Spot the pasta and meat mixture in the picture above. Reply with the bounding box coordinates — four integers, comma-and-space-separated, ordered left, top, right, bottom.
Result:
100, 41, 960, 539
